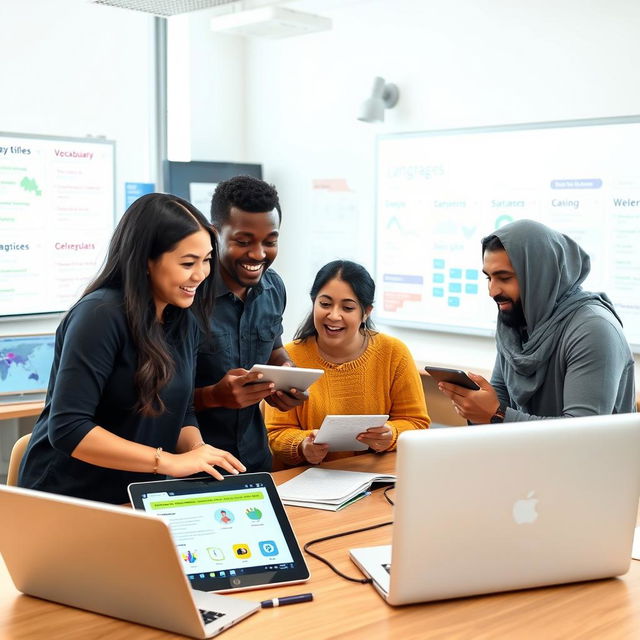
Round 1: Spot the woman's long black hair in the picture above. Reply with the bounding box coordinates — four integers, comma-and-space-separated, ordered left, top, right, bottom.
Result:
293, 260, 375, 342
84, 193, 217, 416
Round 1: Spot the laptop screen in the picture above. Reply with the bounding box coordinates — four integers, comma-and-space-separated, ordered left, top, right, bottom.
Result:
0, 333, 55, 402
128, 472, 309, 592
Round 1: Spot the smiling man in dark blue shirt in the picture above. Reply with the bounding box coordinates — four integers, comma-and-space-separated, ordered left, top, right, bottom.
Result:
194, 176, 307, 471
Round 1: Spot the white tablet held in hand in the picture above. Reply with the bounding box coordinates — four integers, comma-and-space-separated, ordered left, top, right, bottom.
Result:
314, 414, 390, 452
249, 364, 324, 391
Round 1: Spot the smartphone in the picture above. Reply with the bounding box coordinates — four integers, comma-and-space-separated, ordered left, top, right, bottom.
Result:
424, 366, 480, 390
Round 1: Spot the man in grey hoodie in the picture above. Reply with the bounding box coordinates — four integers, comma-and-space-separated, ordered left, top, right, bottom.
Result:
439, 219, 636, 423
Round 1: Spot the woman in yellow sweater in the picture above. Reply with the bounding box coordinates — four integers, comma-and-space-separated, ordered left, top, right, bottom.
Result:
265, 260, 430, 468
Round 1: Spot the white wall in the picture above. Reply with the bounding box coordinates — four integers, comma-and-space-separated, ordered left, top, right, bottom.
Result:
168, 11, 247, 162
4, 0, 638, 377
234, 0, 640, 376
0, 0, 158, 337
0, 0, 158, 453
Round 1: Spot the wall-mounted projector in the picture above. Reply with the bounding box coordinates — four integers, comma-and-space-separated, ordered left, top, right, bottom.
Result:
210, 6, 332, 38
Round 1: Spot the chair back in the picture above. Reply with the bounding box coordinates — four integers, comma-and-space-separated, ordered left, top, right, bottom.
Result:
7, 433, 31, 486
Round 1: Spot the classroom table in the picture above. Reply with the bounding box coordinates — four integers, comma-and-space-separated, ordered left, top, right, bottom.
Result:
1, 452, 640, 639
0, 403, 43, 422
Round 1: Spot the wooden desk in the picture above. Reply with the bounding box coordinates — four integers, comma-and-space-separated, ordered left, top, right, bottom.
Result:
2, 454, 640, 639
0, 402, 43, 421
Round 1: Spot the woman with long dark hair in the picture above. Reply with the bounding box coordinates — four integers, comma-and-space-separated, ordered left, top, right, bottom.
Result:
265, 260, 430, 468
19, 193, 245, 503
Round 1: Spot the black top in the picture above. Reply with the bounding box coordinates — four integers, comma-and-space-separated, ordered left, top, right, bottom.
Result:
195, 269, 285, 472
18, 288, 200, 504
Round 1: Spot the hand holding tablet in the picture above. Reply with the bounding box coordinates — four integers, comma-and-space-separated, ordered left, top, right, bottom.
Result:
424, 365, 480, 390
248, 364, 324, 392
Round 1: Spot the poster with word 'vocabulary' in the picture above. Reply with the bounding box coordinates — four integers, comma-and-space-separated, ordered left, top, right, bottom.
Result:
0, 132, 115, 317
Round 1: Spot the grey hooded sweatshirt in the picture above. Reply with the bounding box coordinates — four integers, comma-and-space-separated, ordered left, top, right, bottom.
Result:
488, 219, 635, 421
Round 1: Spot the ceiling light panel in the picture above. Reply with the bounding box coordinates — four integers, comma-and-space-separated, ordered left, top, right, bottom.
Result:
92, 0, 239, 17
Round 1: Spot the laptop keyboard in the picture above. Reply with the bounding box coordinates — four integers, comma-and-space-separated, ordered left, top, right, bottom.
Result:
199, 609, 226, 625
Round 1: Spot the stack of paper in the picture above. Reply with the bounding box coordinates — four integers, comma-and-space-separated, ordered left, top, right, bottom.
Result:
277, 468, 396, 511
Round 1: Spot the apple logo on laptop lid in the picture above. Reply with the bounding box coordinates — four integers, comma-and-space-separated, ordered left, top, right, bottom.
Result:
512, 491, 539, 524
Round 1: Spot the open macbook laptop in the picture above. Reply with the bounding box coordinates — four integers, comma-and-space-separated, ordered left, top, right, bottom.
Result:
0, 485, 259, 638
350, 412, 640, 605
128, 472, 310, 593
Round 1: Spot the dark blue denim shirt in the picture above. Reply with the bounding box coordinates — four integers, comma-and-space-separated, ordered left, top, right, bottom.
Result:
195, 269, 285, 471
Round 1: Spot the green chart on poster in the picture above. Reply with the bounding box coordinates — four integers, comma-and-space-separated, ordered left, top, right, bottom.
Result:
0, 132, 115, 317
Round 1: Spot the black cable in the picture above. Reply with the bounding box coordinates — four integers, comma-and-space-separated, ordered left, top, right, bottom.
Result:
303, 484, 396, 584
304, 520, 393, 583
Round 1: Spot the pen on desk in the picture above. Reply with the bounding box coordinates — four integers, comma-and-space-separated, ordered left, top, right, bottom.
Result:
261, 593, 314, 608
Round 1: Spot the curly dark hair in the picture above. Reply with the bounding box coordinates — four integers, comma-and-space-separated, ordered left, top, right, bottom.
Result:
210, 175, 281, 229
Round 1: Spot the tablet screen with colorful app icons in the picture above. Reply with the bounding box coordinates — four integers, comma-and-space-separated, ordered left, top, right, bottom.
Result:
127, 472, 310, 592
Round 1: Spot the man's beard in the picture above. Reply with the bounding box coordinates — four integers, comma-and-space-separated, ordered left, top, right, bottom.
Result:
495, 297, 526, 328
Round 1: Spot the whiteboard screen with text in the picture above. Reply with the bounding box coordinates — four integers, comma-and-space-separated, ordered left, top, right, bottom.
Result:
0, 132, 115, 317
375, 117, 640, 351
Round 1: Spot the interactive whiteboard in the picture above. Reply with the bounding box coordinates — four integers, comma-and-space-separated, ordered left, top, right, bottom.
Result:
0, 132, 115, 317
375, 117, 640, 351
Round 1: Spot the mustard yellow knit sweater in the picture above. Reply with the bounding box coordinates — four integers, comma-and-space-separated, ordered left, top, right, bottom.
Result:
265, 333, 430, 467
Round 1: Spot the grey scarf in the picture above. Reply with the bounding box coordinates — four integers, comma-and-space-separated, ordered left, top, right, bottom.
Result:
490, 219, 621, 406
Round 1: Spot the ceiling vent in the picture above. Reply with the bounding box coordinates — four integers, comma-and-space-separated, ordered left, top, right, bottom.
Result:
210, 6, 331, 38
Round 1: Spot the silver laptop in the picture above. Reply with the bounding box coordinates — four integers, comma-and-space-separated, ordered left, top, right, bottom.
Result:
350, 412, 640, 605
0, 485, 259, 638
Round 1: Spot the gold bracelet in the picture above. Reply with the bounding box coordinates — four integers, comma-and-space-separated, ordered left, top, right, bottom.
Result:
153, 447, 163, 474
190, 441, 206, 451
